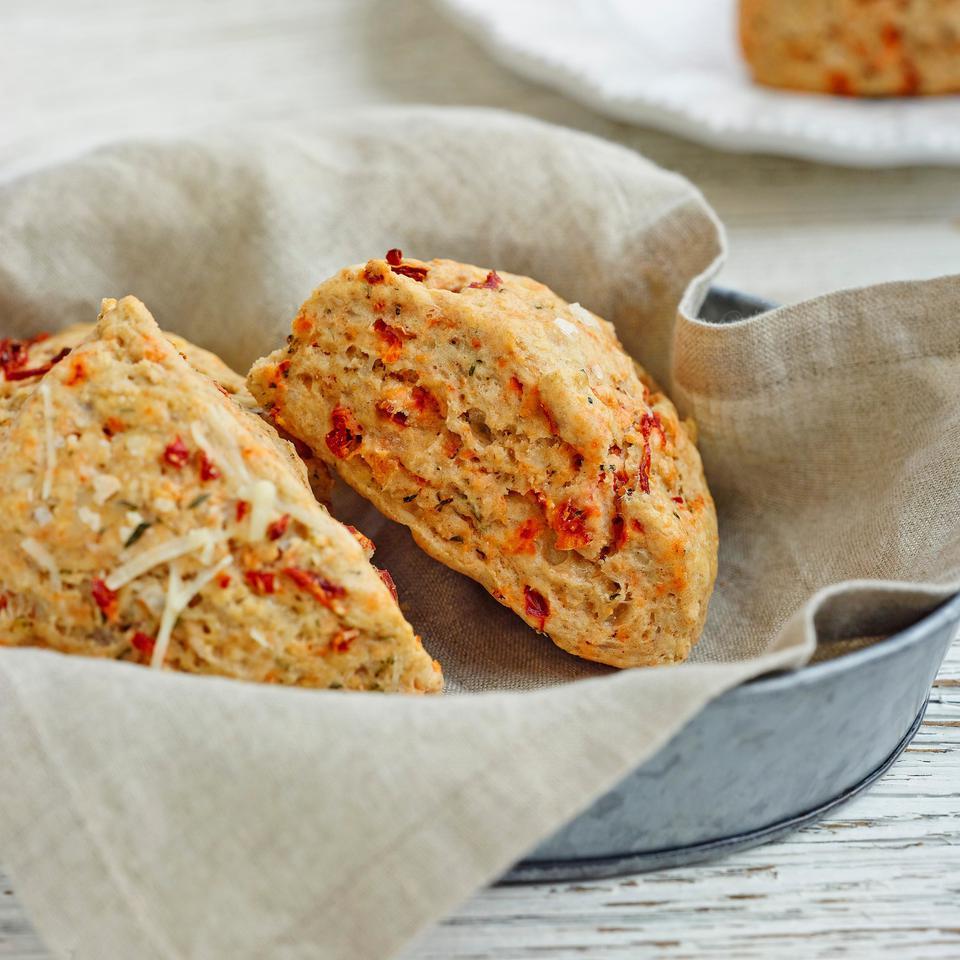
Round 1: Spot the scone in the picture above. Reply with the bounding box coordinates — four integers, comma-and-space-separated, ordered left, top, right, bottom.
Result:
0, 296, 441, 693
0, 322, 334, 503
248, 253, 718, 667
740, 0, 960, 96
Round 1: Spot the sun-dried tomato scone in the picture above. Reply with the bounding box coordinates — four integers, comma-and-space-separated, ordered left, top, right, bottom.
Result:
0, 320, 334, 503
740, 0, 960, 96
0, 296, 441, 693
248, 253, 718, 668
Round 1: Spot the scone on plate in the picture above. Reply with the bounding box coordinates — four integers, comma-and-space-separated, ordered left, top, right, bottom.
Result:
248, 253, 718, 668
740, 0, 960, 96
0, 322, 334, 503
0, 296, 441, 693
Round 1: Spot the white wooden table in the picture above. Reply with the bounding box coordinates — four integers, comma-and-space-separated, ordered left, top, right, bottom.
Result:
2, 2, 959, 957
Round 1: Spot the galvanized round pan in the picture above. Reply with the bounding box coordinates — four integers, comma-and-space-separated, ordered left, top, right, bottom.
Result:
502, 289, 960, 883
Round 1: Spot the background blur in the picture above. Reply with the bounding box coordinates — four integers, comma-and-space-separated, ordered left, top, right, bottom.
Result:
3, 0, 960, 307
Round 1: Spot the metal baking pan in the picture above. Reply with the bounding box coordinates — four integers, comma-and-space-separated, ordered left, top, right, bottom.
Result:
502, 288, 960, 883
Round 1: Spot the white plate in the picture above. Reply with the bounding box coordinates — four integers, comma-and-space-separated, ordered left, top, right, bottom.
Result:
438, 0, 960, 167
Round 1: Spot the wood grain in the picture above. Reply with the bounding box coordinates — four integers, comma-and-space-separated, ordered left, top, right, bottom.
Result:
2, 1, 959, 957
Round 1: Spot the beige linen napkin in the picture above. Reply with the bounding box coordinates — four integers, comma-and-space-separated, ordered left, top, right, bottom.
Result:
0, 108, 957, 960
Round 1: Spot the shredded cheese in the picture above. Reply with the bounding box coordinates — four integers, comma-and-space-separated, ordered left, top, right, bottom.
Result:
32, 505, 53, 526
91, 473, 122, 505
106, 528, 223, 591
243, 478, 276, 541
249, 628, 270, 649
150, 555, 233, 670
78, 507, 102, 533
569, 303, 600, 329
39, 381, 55, 500
21, 537, 61, 590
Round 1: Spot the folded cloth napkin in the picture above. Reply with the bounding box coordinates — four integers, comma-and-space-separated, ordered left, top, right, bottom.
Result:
0, 108, 957, 960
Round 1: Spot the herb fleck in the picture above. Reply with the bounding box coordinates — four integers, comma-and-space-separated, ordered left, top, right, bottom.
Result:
124, 521, 152, 548
187, 493, 211, 509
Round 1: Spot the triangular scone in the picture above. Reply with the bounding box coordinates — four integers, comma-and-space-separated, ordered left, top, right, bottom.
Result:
0, 296, 441, 693
249, 254, 718, 668
0, 319, 334, 504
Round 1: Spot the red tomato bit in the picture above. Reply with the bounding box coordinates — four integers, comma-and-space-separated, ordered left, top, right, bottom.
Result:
131, 632, 155, 655
91, 578, 119, 621
468, 270, 503, 290
524, 586, 550, 631
392, 263, 428, 282
638, 441, 652, 494
244, 570, 277, 594
235, 500, 251, 522
283, 567, 347, 607
325, 405, 363, 459
197, 450, 221, 482
267, 514, 291, 541
551, 499, 593, 550
216, 572, 232, 589
5, 347, 71, 381
162, 436, 190, 468
377, 568, 399, 603
640, 412, 663, 441
385, 248, 403, 266
375, 400, 409, 427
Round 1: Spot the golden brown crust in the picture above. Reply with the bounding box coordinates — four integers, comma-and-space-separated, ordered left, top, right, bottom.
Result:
249, 255, 718, 668
0, 297, 441, 693
740, 0, 960, 97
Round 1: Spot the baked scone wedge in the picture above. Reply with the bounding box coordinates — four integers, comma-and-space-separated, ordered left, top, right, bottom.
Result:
0, 296, 441, 693
740, 0, 960, 97
249, 253, 718, 668
0, 321, 334, 503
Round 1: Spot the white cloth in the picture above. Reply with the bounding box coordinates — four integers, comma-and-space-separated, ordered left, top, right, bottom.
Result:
0, 109, 957, 960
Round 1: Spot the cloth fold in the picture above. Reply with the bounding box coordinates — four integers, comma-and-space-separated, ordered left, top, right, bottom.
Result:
0, 108, 957, 960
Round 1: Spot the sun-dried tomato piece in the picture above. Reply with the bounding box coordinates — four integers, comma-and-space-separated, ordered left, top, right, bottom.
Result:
162, 436, 190, 468
411, 385, 441, 419
216, 572, 232, 589
551, 499, 594, 550
0, 335, 45, 378
5, 347, 71, 381
372, 318, 412, 363
283, 567, 346, 607
507, 518, 542, 555
244, 570, 277, 594
267, 514, 290, 541
197, 450, 220, 482
392, 263, 428, 282
375, 399, 408, 427
65, 357, 87, 386
330, 630, 358, 654
363, 265, 386, 284
468, 270, 503, 290
91, 578, 118, 621
385, 248, 403, 266
236, 500, 251, 522
131, 632, 155, 655
377, 568, 399, 603
640, 412, 663, 441
325, 405, 363, 459
672, 496, 684, 504
524, 586, 550, 631
345, 524, 376, 557
638, 441, 652, 494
